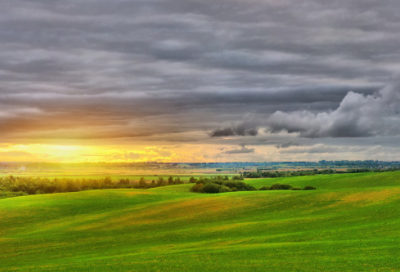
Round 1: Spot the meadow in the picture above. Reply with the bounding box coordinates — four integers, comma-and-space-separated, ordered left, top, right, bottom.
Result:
1, 171, 400, 271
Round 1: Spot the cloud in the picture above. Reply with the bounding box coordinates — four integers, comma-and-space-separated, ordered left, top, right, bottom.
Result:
223, 144, 255, 154
279, 144, 366, 154
275, 141, 301, 149
267, 78, 400, 138
156, 150, 172, 157
2, 0, 400, 161
110, 152, 142, 161
148, 147, 172, 157
211, 122, 258, 137
125, 152, 142, 160
0, 151, 39, 162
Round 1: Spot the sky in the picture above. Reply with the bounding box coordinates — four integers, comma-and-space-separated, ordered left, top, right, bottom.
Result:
1, 0, 400, 162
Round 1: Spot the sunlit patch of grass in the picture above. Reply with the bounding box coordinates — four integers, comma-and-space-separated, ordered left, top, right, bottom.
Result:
339, 188, 400, 204
125, 191, 154, 196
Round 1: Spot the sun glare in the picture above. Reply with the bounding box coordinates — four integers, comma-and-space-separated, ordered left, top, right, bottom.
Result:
0, 144, 170, 163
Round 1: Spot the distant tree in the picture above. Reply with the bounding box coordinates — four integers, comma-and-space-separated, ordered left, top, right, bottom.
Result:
119, 179, 129, 185
189, 177, 197, 183
104, 176, 112, 186
174, 177, 183, 184
157, 176, 164, 186
139, 177, 146, 188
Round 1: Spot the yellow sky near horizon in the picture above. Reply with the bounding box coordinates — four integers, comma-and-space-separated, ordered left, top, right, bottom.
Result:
0, 142, 390, 163
0, 144, 173, 163
0, 141, 287, 163
0, 143, 239, 163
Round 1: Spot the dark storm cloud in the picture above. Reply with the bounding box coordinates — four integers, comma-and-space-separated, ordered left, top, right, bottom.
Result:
1, 0, 400, 148
211, 122, 258, 137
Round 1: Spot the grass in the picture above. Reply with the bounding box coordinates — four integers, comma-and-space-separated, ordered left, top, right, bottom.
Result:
1, 171, 400, 271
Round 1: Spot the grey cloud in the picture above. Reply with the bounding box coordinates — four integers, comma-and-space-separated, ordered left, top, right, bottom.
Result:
1, 0, 400, 154
211, 122, 258, 137
0, 85, 377, 142
267, 78, 400, 138
279, 144, 366, 154
275, 141, 301, 149
223, 145, 255, 154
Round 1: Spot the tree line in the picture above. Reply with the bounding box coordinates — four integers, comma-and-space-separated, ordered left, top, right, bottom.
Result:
0, 175, 191, 197
242, 167, 400, 179
0, 174, 316, 198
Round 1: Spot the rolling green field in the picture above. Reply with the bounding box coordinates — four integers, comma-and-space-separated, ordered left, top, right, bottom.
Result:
1, 172, 400, 271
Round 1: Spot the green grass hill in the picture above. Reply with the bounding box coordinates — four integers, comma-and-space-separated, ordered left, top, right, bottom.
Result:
1, 171, 400, 271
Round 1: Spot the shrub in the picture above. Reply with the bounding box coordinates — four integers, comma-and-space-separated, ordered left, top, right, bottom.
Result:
219, 186, 232, 193
270, 183, 293, 190
303, 185, 316, 190
0, 191, 28, 199
197, 177, 211, 185
200, 183, 222, 194
232, 175, 244, 180
223, 181, 256, 191
259, 186, 270, 190
191, 180, 256, 194
190, 183, 204, 192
